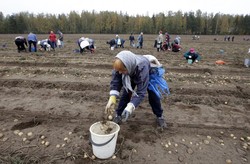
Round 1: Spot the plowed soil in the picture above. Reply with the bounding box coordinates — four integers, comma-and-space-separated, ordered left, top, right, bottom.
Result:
0, 34, 249, 164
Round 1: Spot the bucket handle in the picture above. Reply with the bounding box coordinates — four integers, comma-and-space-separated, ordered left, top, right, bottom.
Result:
90, 134, 115, 147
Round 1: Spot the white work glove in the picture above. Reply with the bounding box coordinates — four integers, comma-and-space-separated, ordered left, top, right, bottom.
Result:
188, 55, 192, 58
121, 103, 135, 122
104, 96, 116, 115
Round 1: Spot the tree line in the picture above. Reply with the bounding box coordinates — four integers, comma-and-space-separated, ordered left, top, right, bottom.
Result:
0, 10, 249, 35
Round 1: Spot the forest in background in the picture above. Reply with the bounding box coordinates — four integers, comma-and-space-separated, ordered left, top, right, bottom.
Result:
0, 10, 249, 35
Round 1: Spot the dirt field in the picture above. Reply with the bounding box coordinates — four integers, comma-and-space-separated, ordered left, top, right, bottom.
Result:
0, 34, 249, 164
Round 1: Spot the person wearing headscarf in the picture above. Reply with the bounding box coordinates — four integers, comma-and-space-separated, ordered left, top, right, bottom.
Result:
137, 32, 144, 49
114, 35, 125, 48
37, 39, 51, 51
165, 32, 171, 50
171, 39, 181, 52
14, 36, 28, 53
57, 30, 64, 48
105, 50, 170, 128
156, 31, 164, 52
184, 48, 201, 63
77, 37, 95, 53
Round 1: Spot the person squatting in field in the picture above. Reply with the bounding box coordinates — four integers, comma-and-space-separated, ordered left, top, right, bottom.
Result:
107, 35, 125, 49
171, 39, 182, 52
77, 37, 95, 53
37, 39, 51, 51
106, 39, 116, 48
183, 48, 201, 63
105, 50, 170, 128
115, 35, 125, 48
14, 36, 28, 53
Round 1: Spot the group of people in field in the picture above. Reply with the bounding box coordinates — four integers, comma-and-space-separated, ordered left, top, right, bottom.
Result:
106, 32, 144, 50
154, 30, 182, 52
12, 28, 206, 131
13, 31, 171, 129
14, 30, 64, 53
15, 31, 145, 54
14, 30, 201, 63
152, 30, 201, 63
104, 31, 206, 129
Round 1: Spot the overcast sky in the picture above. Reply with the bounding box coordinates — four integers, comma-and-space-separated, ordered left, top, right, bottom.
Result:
1, 0, 249, 16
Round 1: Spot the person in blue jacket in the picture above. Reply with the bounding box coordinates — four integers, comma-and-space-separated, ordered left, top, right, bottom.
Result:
27, 32, 37, 52
137, 32, 144, 48
115, 35, 125, 48
104, 50, 170, 128
183, 48, 201, 63
129, 33, 135, 47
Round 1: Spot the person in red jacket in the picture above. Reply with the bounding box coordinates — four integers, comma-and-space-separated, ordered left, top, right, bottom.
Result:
171, 39, 181, 52
48, 31, 57, 50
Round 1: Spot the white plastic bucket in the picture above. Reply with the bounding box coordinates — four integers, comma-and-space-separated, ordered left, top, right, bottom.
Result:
80, 40, 90, 49
244, 58, 250, 67
89, 121, 120, 159
219, 49, 224, 54
110, 46, 115, 50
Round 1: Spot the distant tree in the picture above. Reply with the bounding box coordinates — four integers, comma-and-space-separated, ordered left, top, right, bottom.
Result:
232, 15, 242, 34
155, 12, 165, 34
68, 11, 81, 33
0, 10, 248, 35
151, 15, 156, 32
242, 15, 250, 34
0, 12, 4, 33
57, 14, 68, 32
6, 15, 17, 33
173, 10, 184, 34
186, 11, 197, 34
16, 12, 29, 33
143, 16, 153, 34
165, 11, 174, 33
220, 14, 230, 34
195, 10, 203, 34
